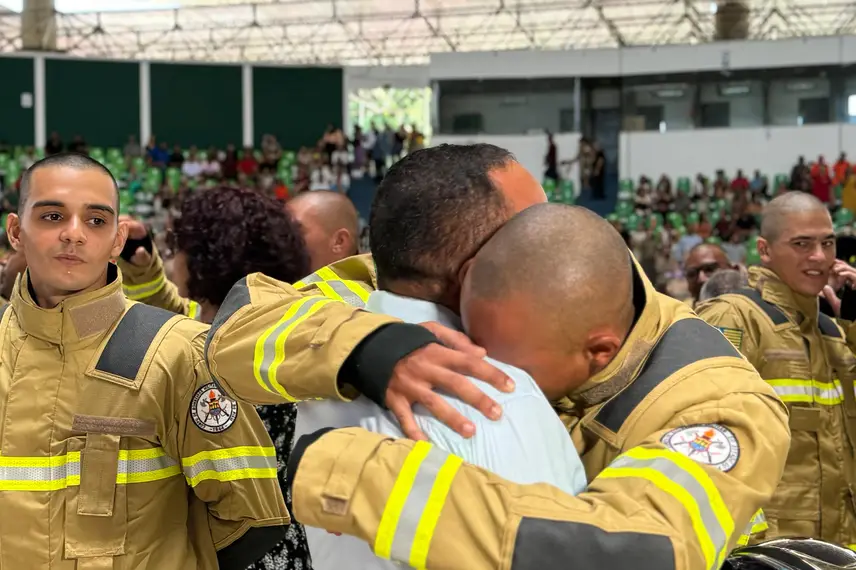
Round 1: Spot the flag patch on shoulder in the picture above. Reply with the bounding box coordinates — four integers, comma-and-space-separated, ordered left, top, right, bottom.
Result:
717, 327, 743, 349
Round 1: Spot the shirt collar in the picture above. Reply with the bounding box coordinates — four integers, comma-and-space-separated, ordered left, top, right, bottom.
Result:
11, 263, 127, 347
749, 265, 818, 325
366, 290, 462, 331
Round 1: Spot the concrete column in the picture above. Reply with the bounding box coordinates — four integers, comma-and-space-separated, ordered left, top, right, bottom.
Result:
21, 0, 57, 51
140, 62, 151, 146
34, 55, 46, 149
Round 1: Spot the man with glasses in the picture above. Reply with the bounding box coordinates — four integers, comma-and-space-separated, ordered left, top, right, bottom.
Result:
684, 243, 738, 308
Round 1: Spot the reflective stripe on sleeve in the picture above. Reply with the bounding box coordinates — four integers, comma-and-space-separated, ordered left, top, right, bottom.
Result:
736, 509, 767, 546
252, 295, 338, 401
181, 445, 277, 487
294, 267, 369, 308
0, 448, 181, 491
766, 378, 845, 405
188, 300, 201, 320
373, 441, 463, 569
600, 446, 735, 570
123, 274, 166, 301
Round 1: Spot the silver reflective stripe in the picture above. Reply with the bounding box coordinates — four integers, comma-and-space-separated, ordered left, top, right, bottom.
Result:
182, 454, 276, 481
257, 297, 329, 393
610, 454, 727, 570
119, 455, 178, 475
389, 445, 450, 563
325, 280, 366, 308
0, 460, 80, 482
771, 381, 843, 403
296, 273, 323, 287
124, 275, 166, 300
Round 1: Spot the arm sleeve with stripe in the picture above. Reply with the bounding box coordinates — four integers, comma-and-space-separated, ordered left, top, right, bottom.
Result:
205, 272, 401, 405
163, 328, 289, 564
117, 244, 192, 316
291, 379, 790, 570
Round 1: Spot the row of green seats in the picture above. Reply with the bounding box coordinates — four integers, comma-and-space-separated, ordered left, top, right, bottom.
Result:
619, 174, 789, 194
543, 179, 575, 204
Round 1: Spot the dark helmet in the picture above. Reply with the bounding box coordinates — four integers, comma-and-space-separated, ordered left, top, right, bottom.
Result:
723, 539, 856, 570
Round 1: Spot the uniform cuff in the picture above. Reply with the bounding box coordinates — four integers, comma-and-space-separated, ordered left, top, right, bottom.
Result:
339, 323, 438, 408
120, 233, 154, 262
287, 427, 335, 496
216, 525, 287, 570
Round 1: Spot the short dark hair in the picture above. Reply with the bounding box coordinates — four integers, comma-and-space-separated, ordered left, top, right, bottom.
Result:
175, 186, 310, 306
19, 152, 118, 214
369, 144, 514, 294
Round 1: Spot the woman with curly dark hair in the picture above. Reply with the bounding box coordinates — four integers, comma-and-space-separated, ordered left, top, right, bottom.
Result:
170, 186, 314, 570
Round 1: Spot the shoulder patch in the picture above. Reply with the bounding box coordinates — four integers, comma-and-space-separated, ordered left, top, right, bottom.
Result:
661, 424, 740, 472
717, 326, 743, 350
191, 382, 239, 434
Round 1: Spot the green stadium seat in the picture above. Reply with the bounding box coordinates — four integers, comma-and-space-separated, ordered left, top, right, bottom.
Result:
774, 174, 789, 189
89, 148, 106, 163
560, 180, 575, 204
34, 148, 44, 160
706, 236, 722, 245
677, 177, 691, 194
131, 157, 146, 173
835, 208, 854, 228
106, 148, 122, 162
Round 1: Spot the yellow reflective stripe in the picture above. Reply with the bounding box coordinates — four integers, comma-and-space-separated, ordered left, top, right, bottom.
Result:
736, 509, 767, 546
187, 300, 201, 320
0, 447, 181, 491
372, 441, 463, 567
123, 274, 166, 300
408, 454, 463, 569
374, 441, 432, 560
601, 447, 734, 570
181, 446, 277, 487
767, 378, 844, 405
252, 296, 338, 401
293, 267, 369, 308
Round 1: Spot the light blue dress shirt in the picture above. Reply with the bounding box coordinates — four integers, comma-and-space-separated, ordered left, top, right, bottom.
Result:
297, 290, 587, 570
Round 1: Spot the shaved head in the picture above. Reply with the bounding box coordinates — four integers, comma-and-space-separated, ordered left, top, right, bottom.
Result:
286, 191, 359, 271
461, 204, 634, 399
468, 203, 633, 339
761, 191, 830, 242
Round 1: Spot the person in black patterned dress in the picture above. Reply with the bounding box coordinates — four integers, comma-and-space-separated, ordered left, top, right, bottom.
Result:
165, 186, 314, 570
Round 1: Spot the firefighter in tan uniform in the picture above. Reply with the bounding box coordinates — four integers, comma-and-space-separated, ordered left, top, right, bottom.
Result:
0, 153, 289, 570
697, 191, 856, 547
206, 201, 790, 569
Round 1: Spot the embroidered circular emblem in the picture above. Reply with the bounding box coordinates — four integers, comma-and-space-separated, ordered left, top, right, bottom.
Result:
191, 382, 238, 434
660, 424, 740, 472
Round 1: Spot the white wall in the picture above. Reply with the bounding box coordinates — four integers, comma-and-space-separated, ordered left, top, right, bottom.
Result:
429, 36, 856, 80
438, 91, 575, 135
618, 124, 856, 181
431, 133, 581, 188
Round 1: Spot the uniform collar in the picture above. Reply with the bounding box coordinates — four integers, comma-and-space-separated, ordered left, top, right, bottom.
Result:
366, 290, 462, 331
749, 266, 818, 326
569, 255, 664, 407
11, 264, 127, 347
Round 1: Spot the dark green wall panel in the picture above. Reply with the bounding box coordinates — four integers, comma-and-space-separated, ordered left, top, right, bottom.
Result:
253, 66, 343, 151
46, 59, 139, 148
0, 56, 34, 146
151, 63, 241, 149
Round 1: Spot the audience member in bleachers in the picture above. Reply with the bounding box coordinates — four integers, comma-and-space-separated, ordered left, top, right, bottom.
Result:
683, 243, 738, 306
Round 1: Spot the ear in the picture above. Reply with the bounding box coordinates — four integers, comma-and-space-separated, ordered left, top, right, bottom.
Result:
111, 219, 129, 259
757, 236, 771, 265
457, 257, 476, 289
6, 213, 22, 251
585, 332, 623, 376
330, 228, 352, 254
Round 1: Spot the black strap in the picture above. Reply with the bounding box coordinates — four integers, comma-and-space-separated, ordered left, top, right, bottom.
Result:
95, 304, 176, 382
595, 318, 742, 433
818, 313, 843, 338
732, 288, 789, 326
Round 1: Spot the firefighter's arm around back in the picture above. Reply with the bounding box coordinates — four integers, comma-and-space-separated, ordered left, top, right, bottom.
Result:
162, 321, 289, 570
289, 366, 790, 570
204, 271, 439, 406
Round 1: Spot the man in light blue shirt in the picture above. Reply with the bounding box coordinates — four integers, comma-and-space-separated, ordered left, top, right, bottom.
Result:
295, 143, 587, 570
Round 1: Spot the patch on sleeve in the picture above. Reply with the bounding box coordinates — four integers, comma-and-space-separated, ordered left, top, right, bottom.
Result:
660, 424, 740, 472
717, 326, 743, 350
191, 382, 239, 434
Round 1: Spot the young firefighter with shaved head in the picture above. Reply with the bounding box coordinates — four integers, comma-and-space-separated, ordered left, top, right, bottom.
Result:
207, 182, 790, 568
698, 191, 856, 546
0, 154, 290, 569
